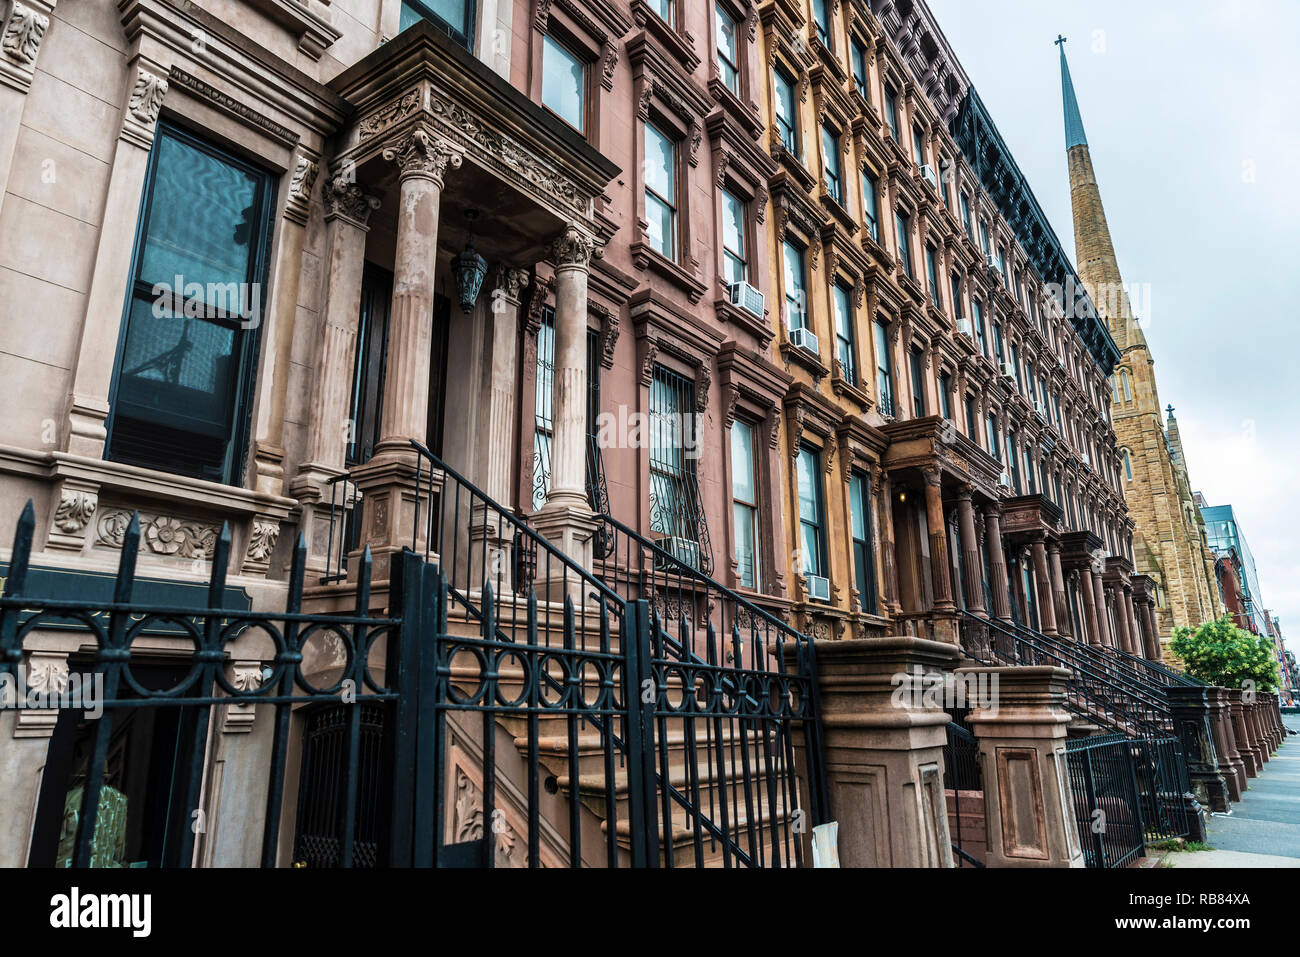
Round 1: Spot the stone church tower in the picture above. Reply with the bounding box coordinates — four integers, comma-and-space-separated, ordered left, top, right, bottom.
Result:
1058, 41, 1221, 645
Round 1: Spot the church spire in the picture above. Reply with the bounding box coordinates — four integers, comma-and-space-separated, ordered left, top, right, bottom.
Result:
1057, 37, 1088, 149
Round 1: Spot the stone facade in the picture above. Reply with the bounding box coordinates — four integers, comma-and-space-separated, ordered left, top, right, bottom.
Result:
1060, 44, 1221, 650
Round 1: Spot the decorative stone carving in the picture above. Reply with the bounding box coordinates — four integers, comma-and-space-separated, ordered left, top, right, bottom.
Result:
723, 383, 740, 430
289, 154, 318, 203
1, 1, 48, 65
322, 174, 381, 228
246, 520, 280, 563
52, 488, 97, 534
128, 68, 168, 125
358, 87, 421, 140
601, 39, 618, 91
95, 508, 218, 560
382, 124, 463, 185
596, 304, 619, 369
452, 767, 528, 867
548, 223, 598, 268
492, 265, 529, 304
167, 67, 296, 146
222, 660, 264, 733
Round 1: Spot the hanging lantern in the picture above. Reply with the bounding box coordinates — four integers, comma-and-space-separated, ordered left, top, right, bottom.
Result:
453, 209, 488, 314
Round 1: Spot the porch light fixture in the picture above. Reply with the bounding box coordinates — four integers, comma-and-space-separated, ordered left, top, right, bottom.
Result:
453, 209, 488, 314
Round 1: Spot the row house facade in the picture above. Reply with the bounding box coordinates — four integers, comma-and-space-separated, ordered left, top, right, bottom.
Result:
0, 0, 1167, 867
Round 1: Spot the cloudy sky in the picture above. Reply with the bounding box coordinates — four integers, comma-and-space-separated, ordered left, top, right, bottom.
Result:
927, 0, 1300, 650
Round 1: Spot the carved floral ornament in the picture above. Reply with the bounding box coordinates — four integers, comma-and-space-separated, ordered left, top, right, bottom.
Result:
548, 223, 600, 269
128, 68, 168, 126
322, 173, 381, 227
382, 124, 463, 185
1, 0, 48, 66
95, 508, 218, 561
52, 488, 97, 534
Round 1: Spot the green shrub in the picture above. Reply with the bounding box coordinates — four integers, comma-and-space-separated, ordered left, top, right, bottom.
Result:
1171, 615, 1280, 693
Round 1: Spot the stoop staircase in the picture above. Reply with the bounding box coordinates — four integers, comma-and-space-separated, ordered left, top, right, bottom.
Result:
383, 443, 826, 868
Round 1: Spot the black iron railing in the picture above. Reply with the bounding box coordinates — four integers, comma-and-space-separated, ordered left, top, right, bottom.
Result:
943, 721, 984, 868
1065, 733, 1146, 869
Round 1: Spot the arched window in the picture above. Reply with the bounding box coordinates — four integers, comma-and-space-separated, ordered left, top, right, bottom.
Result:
1121, 448, 1133, 481
1120, 368, 1132, 402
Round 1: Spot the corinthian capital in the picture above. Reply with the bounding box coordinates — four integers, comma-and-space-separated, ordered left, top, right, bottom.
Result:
382, 124, 462, 185
322, 174, 381, 228
548, 223, 600, 270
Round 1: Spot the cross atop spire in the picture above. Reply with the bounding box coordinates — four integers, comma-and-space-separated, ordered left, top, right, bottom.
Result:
1058, 36, 1089, 149
1167, 404, 1175, 416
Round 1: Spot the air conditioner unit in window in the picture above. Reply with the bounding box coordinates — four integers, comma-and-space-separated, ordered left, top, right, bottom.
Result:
1000, 361, 1017, 379
1081, 451, 1092, 468
806, 574, 831, 603
789, 326, 820, 355
956, 317, 973, 338
1034, 399, 1047, 419
986, 254, 1000, 272
998, 472, 1012, 489
728, 281, 765, 318
921, 164, 939, 188
654, 535, 701, 571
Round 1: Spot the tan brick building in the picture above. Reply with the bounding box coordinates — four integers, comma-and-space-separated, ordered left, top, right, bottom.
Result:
1059, 42, 1220, 648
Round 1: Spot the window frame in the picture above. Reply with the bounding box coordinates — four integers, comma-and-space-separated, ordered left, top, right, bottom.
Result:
773, 66, 800, 156
796, 444, 829, 582
782, 238, 809, 332
849, 469, 878, 615
714, 2, 742, 97
540, 29, 590, 135
400, 0, 476, 49
832, 279, 857, 386
730, 417, 761, 590
643, 119, 680, 262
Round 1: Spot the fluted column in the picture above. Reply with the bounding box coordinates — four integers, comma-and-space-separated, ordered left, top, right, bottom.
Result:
984, 504, 1012, 622
1030, 539, 1057, 636
1090, 567, 1113, 647
482, 266, 528, 503
1079, 568, 1101, 646
879, 473, 901, 614
956, 485, 985, 616
1048, 541, 1069, 638
1143, 598, 1161, 660
923, 468, 955, 613
376, 125, 461, 457
1123, 586, 1140, 657
1113, 584, 1134, 655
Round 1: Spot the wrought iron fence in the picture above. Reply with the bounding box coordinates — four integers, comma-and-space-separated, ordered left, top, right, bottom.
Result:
1065, 733, 1145, 869
942, 721, 984, 868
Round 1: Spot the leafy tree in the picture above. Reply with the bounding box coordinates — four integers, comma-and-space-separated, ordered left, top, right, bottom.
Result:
1171, 615, 1280, 693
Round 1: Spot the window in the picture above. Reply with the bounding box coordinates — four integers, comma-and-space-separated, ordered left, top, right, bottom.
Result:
1010, 342, 1022, 391
644, 122, 677, 260
884, 84, 899, 142
960, 193, 973, 239
783, 240, 807, 331
833, 281, 856, 386
874, 320, 894, 416
986, 413, 1001, 461
992, 321, 1005, 365
649, 365, 705, 550
849, 471, 877, 614
821, 123, 843, 204
851, 39, 869, 94
107, 125, 273, 484
1120, 368, 1132, 401
925, 244, 940, 307
978, 221, 990, 255
1122, 448, 1133, 481
1008, 432, 1022, 492
949, 273, 963, 319
650, 0, 675, 28
811, 0, 831, 47
796, 446, 827, 581
895, 211, 913, 278
400, 0, 474, 47
721, 188, 748, 284
542, 34, 587, 133
532, 311, 602, 512
909, 347, 926, 417
964, 396, 977, 440
731, 420, 760, 589
773, 68, 799, 154
938, 371, 952, 420
997, 247, 1009, 287
972, 299, 986, 356
715, 4, 740, 96
912, 124, 926, 168
1024, 443, 1036, 493
861, 169, 880, 242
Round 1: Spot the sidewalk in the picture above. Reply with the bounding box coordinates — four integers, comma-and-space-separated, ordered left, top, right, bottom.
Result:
1160, 714, 1300, 868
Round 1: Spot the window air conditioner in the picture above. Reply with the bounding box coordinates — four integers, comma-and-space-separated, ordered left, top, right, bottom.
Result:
1034, 399, 1047, 419
921, 164, 939, 188
1000, 361, 1016, 379
985, 254, 999, 272
956, 317, 973, 338
806, 574, 831, 603
728, 281, 766, 318
998, 472, 1012, 489
790, 326, 820, 355
654, 536, 701, 571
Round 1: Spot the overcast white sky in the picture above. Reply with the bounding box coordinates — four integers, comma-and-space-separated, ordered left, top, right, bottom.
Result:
927, 0, 1300, 652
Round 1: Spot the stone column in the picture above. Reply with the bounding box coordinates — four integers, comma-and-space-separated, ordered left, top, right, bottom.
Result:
1089, 568, 1113, 648
984, 504, 1012, 623
801, 637, 959, 867
955, 485, 985, 617
1112, 585, 1134, 655
1029, 539, 1057, 636
350, 126, 461, 581
1247, 699, 1270, 764
1122, 586, 1140, 656
1230, 691, 1260, 777
1166, 686, 1231, 813
879, 473, 901, 615
923, 469, 954, 611
532, 225, 602, 578
1079, 567, 1101, 647
961, 666, 1084, 868
1047, 541, 1069, 639
1208, 687, 1246, 802
290, 174, 379, 570
1143, 599, 1161, 660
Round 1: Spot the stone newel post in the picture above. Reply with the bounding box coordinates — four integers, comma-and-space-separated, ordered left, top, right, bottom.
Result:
1165, 685, 1230, 813
961, 666, 1084, 868
1207, 687, 1246, 802
802, 636, 958, 868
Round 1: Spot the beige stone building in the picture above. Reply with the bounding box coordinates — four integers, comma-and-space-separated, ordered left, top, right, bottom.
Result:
1059, 42, 1221, 647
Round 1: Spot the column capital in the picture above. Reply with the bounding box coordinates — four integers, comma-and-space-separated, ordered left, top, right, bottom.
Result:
955, 481, 973, 502
548, 223, 600, 271
382, 124, 463, 186
322, 173, 381, 229
922, 465, 942, 487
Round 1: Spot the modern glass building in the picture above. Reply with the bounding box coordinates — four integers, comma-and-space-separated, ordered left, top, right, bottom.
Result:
1201, 502, 1269, 634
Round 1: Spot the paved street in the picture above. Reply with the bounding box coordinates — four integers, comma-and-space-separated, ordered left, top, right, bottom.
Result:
1162, 714, 1300, 867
